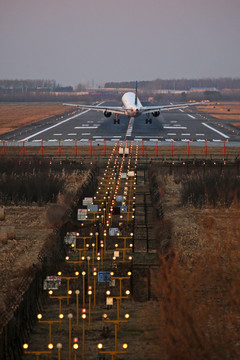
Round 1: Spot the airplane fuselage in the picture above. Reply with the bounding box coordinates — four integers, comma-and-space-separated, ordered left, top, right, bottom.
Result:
121, 92, 142, 117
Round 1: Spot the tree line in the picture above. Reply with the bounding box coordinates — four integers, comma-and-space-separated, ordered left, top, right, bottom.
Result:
0, 79, 87, 93
105, 78, 240, 90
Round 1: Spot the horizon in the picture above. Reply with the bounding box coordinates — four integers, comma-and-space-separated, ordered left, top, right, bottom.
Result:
1, 76, 240, 89
1, 0, 240, 86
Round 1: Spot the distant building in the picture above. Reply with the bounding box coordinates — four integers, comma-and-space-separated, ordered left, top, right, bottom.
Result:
189, 87, 219, 93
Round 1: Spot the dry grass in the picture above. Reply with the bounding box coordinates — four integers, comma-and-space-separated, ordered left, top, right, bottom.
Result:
0, 102, 73, 135
231, 122, 240, 128
197, 101, 240, 122
148, 168, 240, 359
0, 167, 89, 314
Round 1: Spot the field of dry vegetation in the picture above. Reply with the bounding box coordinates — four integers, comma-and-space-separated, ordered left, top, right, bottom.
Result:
0, 102, 73, 135
197, 102, 240, 128
0, 159, 89, 316
148, 165, 240, 359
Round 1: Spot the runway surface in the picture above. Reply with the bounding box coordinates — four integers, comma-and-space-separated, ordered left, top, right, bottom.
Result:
1, 102, 240, 144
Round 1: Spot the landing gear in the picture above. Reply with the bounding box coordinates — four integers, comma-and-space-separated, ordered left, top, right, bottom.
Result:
145, 118, 152, 124
114, 114, 120, 124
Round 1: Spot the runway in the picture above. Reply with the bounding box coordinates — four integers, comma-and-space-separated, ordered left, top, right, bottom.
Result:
1, 102, 240, 144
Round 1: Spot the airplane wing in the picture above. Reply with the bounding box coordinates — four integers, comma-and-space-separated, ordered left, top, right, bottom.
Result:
63, 103, 127, 115
140, 102, 202, 114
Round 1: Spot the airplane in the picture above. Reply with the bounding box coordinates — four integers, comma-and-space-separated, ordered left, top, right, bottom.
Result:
63, 81, 202, 124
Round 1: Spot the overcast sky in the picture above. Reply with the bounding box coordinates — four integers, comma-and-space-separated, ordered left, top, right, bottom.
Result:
0, 0, 240, 86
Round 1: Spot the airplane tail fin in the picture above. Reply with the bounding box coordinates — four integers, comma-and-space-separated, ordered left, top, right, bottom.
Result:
135, 81, 138, 105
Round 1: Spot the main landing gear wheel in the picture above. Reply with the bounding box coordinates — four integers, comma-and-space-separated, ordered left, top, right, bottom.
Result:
145, 118, 152, 124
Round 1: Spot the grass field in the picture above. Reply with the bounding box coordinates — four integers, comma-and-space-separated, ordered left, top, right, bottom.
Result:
148, 166, 240, 359
197, 102, 240, 128
0, 102, 73, 135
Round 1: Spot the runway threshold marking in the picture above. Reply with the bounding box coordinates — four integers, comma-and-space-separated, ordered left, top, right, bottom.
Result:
201, 122, 229, 139
19, 101, 105, 142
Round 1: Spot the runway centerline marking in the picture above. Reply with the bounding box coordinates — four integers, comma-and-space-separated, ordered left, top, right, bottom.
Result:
19, 101, 105, 142
163, 126, 187, 129
74, 126, 98, 129
187, 114, 196, 119
125, 117, 134, 137
201, 122, 229, 138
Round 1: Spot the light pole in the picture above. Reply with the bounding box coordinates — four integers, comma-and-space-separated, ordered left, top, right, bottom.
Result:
48, 291, 69, 330
97, 342, 128, 360
95, 232, 99, 256
82, 271, 86, 307
100, 241, 104, 269
91, 243, 95, 268
88, 286, 92, 331
93, 269, 97, 308
73, 343, 78, 360
110, 272, 132, 306
22, 344, 53, 360
56, 343, 62, 360
104, 230, 107, 256
106, 290, 130, 328
75, 290, 80, 331
102, 313, 130, 352
68, 313, 73, 360
97, 253, 101, 271
82, 309, 87, 360
57, 271, 79, 305
37, 313, 62, 349
86, 256, 91, 284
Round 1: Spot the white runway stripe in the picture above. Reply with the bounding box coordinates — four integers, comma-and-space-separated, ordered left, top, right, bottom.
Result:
201, 122, 229, 138
164, 126, 187, 129
74, 126, 98, 129
126, 117, 134, 137
19, 101, 105, 142
20, 109, 90, 141
187, 114, 196, 119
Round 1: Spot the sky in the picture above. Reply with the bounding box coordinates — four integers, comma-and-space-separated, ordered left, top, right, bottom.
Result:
0, 0, 240, 86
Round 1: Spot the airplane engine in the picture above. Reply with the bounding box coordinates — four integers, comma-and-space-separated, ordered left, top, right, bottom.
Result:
104, 111, 112, 118
152, 111, 160, 117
